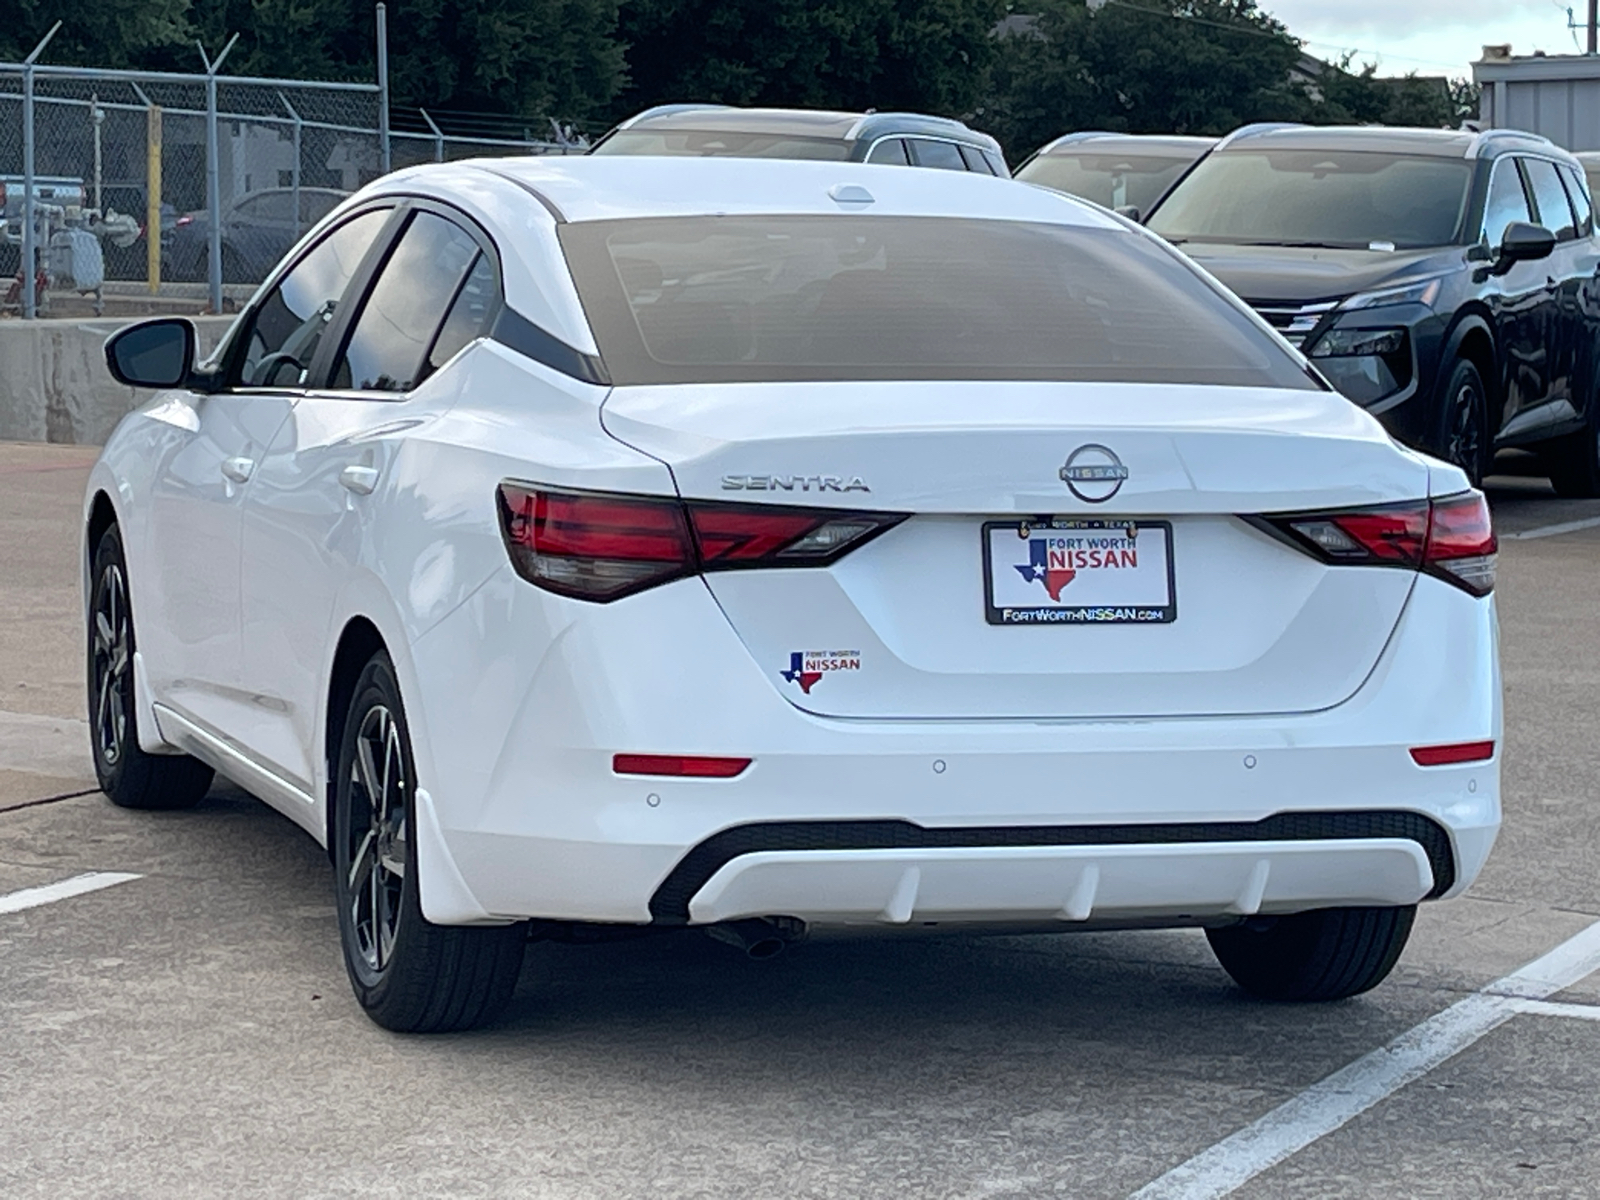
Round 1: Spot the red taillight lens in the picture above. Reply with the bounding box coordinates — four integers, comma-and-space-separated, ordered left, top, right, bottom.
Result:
497, 484, 694, 601
498, 483, 905, 602
1258, 491, 1495, 595
613, 754, 751, 777
1410, 740, 1494, 766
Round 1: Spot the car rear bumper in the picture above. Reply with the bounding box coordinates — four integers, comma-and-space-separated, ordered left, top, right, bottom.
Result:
408, 567, 1501, 926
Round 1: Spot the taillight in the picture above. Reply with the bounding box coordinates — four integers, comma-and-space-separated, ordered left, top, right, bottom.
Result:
613, 754, 751, 777
497, 483, 905, 602
1253, 491, 1495, 596
1410, 740, 1494, 766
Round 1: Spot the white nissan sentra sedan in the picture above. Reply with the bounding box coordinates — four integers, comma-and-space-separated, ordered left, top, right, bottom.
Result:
87, 156, 1500, 1031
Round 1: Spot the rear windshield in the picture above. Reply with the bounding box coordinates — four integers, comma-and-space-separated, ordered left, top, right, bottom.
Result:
591, 130, 853, 161
1018, 153, 1200, 214
558, 215, 1317, 388
1147, 150, 1473, 249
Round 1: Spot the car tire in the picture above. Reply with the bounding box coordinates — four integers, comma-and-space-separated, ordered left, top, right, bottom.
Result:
1436, 358, 1490, 486
1205, 904, 1415, 1002
1548, 416, 1600, 498
87, 525, 215, 810
332, 650, 527, 1032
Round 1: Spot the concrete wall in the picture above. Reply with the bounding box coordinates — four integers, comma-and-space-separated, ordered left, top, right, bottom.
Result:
0, 317, 234, 446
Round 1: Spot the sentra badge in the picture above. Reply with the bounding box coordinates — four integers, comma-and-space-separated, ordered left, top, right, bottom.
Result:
780, 650, 861, 694
723, 474, 870, 493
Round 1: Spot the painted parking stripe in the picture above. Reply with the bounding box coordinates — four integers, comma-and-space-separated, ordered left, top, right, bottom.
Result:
1129, 919, 1600, 1200
0, 872, 142, 915
1507, 515, 1600, 540
1513, 998, 1600, 1023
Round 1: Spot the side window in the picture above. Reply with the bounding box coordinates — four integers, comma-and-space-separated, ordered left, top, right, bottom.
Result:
981, 150, 1009, 177
331, 211, 484, 392
426, 254, 500, 374
1524, 158, 1578, 241
909, 139, 966, 172
958, 145, 995, 175
236, 207, 390, 388
865, 138, 910, 166
1558, 164, 1593, 237
1481, 159, 1533, 249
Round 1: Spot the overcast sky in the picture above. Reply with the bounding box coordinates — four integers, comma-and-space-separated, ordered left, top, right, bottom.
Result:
1262, 0, 1588, 77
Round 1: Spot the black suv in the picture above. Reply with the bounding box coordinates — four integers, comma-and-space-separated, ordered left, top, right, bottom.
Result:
1145, 125, 1600, 495
589, 105, 1009, 176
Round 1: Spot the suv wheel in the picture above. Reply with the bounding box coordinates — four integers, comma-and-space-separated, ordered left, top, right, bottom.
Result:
1206, 905, 1415, 1001
1549, 416, 1600, 498
332, 650, 527, 1032
87, 525, 215, 809
1438, 358, 1490, 486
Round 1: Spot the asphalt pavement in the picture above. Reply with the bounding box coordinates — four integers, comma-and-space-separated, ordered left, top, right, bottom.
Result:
2, 439, 1598, 1199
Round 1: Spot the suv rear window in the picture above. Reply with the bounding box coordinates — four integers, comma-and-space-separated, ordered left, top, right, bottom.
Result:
1019, 154, 1197, 214
1148, 150, 1473, 249
559, 215, 1317, 389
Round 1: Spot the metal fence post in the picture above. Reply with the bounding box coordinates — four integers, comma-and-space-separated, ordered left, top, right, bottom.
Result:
199, 34, 239, 313
20, 23, 61, 320
280, 93, 304, 238
377, 2, 391, 174
421, 109, 444, 163
146, 105, 162, 294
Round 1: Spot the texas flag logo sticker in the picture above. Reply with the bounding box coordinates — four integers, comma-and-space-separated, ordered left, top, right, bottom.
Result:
781, 650, 861, 694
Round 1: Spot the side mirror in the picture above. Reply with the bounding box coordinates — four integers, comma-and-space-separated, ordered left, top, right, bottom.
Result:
105, 317, 197, 389
1113, 203, 1143, 223
1492, 221, 1556, 274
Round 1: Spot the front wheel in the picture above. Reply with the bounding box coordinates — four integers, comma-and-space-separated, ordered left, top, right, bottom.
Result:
1206, 905, 1415, 1002
332, 651, 527, 1032
1436, 358, 1490, 486
87, 525, 214, 809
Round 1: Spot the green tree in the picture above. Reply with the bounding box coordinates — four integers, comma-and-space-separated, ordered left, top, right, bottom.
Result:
0, 0, 189, 65
612, 0, 1006, 123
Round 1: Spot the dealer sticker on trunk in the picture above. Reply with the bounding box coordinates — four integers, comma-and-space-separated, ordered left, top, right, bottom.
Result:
982, 519, 1176, 626
780, 650, 862, 694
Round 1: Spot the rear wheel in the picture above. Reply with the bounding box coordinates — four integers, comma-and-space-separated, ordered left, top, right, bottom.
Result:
1437, 358, 1490, 486
1206, 905, 1415, 1001
332, 650, 527, 1032
87, 525, 214, 809
1548, 417, 1600, 498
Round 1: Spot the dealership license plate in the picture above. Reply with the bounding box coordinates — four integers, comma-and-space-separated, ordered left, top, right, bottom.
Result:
983, 519, 1176, 625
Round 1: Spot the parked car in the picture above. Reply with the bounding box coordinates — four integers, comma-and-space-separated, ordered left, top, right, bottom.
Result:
1146, 124, 1600, 495
589, 105, 1010, 175
93, 156, 1498, 1031
164, 187, 349, 284
1015, 132, 1214, 219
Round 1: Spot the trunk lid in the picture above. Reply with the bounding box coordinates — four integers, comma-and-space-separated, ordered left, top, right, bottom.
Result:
601, 381, 1428, 720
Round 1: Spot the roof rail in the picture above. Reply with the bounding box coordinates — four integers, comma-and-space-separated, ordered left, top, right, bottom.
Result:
845, 110, 973, 140
1212, 122, 1308, 152
1466, 126, 1558, 158
615, 103, 734, 131
1034, 131, 1123, 155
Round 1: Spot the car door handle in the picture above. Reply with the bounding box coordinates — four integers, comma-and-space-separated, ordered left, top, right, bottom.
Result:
221, 456, 255, 483
339, 464, 380, 496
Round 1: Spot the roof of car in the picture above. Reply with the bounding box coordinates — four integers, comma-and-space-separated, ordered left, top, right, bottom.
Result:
377, 155, 1110, 229
1034, 133, 1216, 158
1211, 124, 1572, 163
612, 105, 995, 148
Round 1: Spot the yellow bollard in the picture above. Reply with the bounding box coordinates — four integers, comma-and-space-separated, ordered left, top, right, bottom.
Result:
146, 105, 162, 294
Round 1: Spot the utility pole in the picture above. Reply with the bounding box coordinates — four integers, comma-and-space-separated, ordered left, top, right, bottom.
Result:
1590, 0, 1598, 55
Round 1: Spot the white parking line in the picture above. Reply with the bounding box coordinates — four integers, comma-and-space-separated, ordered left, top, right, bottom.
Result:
1513, 998, 1600, 1023
1507, 515, 1600, 541
0, 871, 142, 915
1129, 919, 1600, 1200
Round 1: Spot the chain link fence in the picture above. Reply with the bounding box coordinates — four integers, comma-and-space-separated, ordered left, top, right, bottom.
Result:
1, 59, 579, 318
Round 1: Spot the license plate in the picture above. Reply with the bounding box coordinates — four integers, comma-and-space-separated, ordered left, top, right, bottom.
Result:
982, 519, 1176, 625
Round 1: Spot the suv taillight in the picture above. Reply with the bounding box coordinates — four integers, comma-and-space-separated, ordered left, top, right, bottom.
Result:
1252, 491, 1495, 596
497, 484, 906, 602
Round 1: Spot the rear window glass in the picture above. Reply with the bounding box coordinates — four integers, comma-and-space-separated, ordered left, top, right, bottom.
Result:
558, 215, 1318, 389
1018, 154, 1199, 214
591, 130, 851, 161
1148, 150, 1473, 249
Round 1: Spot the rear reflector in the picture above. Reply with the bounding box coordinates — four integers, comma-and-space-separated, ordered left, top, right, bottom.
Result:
1409, 740, 1495, 766
1255, 490, 1496, 596
613, 754, 751, 777
498, 483, 905, 602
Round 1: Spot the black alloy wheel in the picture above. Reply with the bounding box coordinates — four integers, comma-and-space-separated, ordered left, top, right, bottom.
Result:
332, 651, 527, 1032
1439, 358, 1490, 487
87, 524, 214, 809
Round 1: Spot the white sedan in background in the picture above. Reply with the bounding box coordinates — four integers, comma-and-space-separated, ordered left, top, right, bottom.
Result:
87, 156, 1500, 1031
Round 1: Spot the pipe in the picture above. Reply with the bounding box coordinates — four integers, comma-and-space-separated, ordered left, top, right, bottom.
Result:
704, 917, 806, 960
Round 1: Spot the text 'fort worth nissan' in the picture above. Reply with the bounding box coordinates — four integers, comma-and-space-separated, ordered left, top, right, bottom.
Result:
88, 156, 1500, 1031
